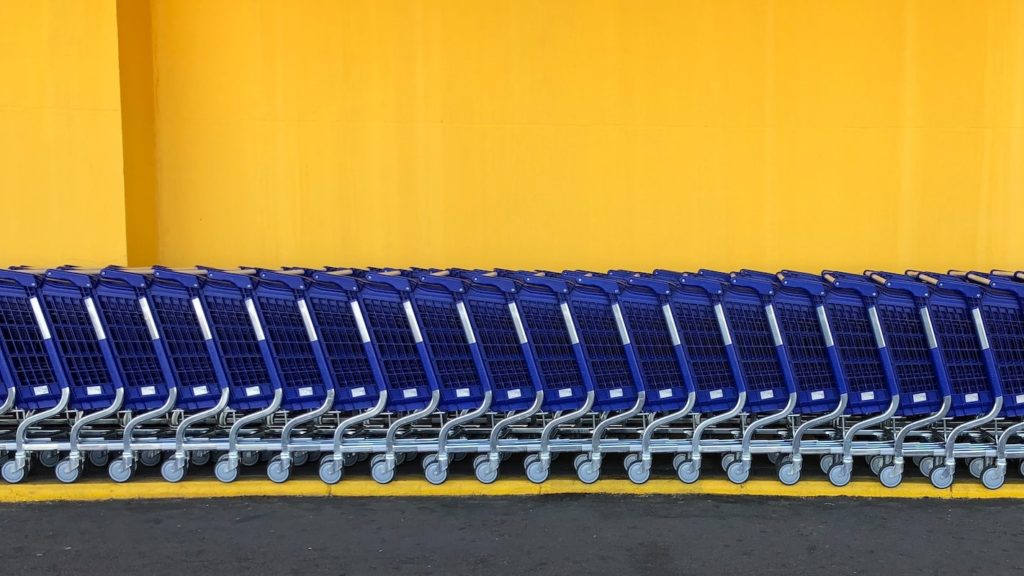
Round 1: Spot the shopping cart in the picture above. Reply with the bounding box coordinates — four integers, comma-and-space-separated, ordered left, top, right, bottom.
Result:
199, 269, 284, 483
305, 269, 388, 485
906, 271, 1002, 489
148, 268, 231, 483
254, 269, 336, 483
0, 269, 71, 484
93, 268, 178, 482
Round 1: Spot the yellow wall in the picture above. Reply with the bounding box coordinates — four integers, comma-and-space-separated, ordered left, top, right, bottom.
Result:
6, 1, 1024, 272
0, 0, 128, 266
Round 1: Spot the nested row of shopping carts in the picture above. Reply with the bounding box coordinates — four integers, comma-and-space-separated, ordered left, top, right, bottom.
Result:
1, 265, 1023, 490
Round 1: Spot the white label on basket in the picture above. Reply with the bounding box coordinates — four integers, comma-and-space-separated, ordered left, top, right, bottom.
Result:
245, 298, 265, 341
193, 385, 209, 396
507, 389, 522, 399
29, 297, 52, 340
86, 386, 101, 396
351, 387, 366, 398
709, 389, 724, 400
298, 386, 313, 397
913, 392, 927, 403
609, 388, 623, 399
811, 390, 825, 401
861, 391, 875, 401
297, 299, 318, 342
659, 389, 673, 399
245, 386, 261, 397
456, 388, 470, 398
192, 298, 213, 341
560, 302, 580, 345
765, 304, 783, 347
508, 302, 528, 344
403, 301, 423, 343
33, 385, 49, 396
350, 301, 370, 344
139, 297, 159, 340
816, 306, 834, 347
966, 392, 979, 403
971, 308, 990, 350
920, 307, 938, 349
403, 388, 417, 399
1016, 394, 1024, 404
84, 297, 106, 341
662, 304, 681, 346
558, 387, 572, 398
456, 301, 476, 344
714, 304, 732, 346
611, 303, 630, 345
868, 306, 886, 349
760, 390, 775, 400
141, 386, 156, 396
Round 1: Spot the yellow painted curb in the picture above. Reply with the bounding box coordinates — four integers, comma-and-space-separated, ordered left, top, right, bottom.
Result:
2, 476, 1023, 502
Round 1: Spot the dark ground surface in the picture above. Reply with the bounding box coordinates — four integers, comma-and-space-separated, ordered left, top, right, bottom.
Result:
1, 493, 1021, 576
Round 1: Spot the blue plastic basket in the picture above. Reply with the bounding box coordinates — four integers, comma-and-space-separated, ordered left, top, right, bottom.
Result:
653, 270, 744, 413
869, 272, 949, 416
95, 268, 175, 412
411, 274, 490, 412
507, 273, 592, 412
0, 270, 66, 411
462, 274, 542, 412
148, 269, 227, 412
254, 270, 334, 412
357, 273, 438, 413
40, 270, 123, 411
306, 271, 386, 412
199, 270, 280, 411
968, 272, 1024, 417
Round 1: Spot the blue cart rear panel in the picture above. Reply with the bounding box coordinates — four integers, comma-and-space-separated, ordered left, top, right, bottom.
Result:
770, 284, 841, 414
617, 284, 688, 412
875, 288, 945, 416
0, 275, 64, 410
926, 288, 994, 418
720, 285, 790, 414
823, 287, 892, 415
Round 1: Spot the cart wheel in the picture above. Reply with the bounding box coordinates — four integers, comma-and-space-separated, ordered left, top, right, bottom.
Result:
190, 450, 211, 467
421, 453, 438, 471
371, 455, 395, 484
623, 453, 640, 471
819, 454, 836, 475
137, 450, 161, 467
981, 466, 1004, 491
357, 453, 369, 463
766, 452, 780, 465
523, 454, 540, 470
291, 451, 309, 468
424, 460, 448, 485
108, 457, 134, 483
2, 459, 27, 484
55, 458, 82, 484
266, 456, 291, 484
827, 463, 851, 487
88, 450, 110, 468
726, 461, 749, 485
474, 458, 499, 484
1019, 459, 1024, 478
868, 455, 885, 476
918, 456, 937, 478
929, 464, 954, 489
525, 458, 548, 484
214, 455, 238, 483
777, 458, 800, 486
576, 459, 600, 484
161, 458, 186, 483
318, 455, 343, 485
878, 464, 902, 488
627, 460, 650, 485
38, 450, 60, 468
343, 453, 358, 467
500, 452, 512, 462
968, 457, 985, 479
677, 458, 700, 484
720, 452, 738, 473
672, 453, 688, 471
451, 452, 467, 463
573, 453, 589, 472
240, 451, 260, 467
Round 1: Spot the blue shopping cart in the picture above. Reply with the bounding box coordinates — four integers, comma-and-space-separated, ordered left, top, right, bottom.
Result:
305, 269, 388, 485
254, 269, 337, 483
652, 270, 747, 483
93, 268, 178, 482
199, 268, 284, 483
148, 268, 231, 482
906, 271, 1003, 489
0, 269, 71, 484
356, 270, 440, 484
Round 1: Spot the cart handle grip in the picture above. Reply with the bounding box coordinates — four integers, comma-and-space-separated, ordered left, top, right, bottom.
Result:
365, 272, 413, 292
417, 274, 467, 293
627, 277, 673, 296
